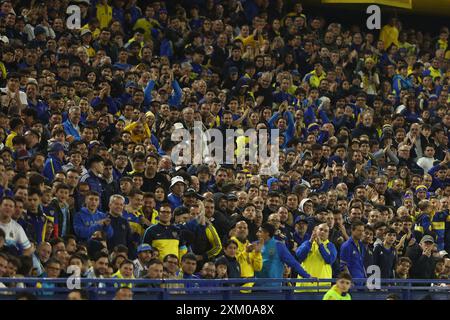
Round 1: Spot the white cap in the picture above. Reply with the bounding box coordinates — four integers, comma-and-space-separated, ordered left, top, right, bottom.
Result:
170, 176, 186, 189
439, 250, 449, 257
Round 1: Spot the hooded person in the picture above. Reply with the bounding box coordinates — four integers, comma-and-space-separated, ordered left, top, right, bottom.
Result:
211, 193, 234, 240
299, 198, 314, 216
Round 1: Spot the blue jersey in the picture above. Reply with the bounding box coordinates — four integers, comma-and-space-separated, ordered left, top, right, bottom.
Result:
340, 237, 366, 279
432, 211, 449, 251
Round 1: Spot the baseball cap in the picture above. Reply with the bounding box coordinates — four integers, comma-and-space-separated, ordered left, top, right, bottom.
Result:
184, 188, 205, 200
307, 123, 320, 132
34, 26, 46, 36
137, 244, 153, 254
226, 193, 238, 201
170, 176, 187, 189
429, 94, 438, 101
173, 206, 189, 217
16, 149, 30, 160
49, 142, 65, 153
295, 215, 309, 224
125, 81, 139, 89
439, 250, 449, 258
420, 235, 435, 244
229, 66, 239, 75
80, 29, 92, 37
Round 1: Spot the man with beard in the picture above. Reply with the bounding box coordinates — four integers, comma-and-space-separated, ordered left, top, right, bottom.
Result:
351, 110, 379, 141
236, 191, 248, 214
263, 191, 282, 221
142, 153, 170, 193
210, 194, 233, 240
231, 220, 263, 282
386, 179, 405, 208
233, 204, 258, 242
199, 262, 216, 280
226, 193, 240, 218
133, 244, 154, 278
85, 251, 109, 299
309, 172, 332, 193
208, 167, 228, 193
301, 158, 315, 181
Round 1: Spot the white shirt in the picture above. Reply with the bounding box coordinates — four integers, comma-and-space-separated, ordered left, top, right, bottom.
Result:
417, 156, 435, 173
0, 219, 31, 251
0, 87, 28, 106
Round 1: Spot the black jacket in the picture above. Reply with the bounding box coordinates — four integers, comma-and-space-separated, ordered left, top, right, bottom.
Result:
406, 244, 436, 280
215, 254, 241, 279
211, 210, 233, 241
107, 213, 134, 257
48, 199, 74, 238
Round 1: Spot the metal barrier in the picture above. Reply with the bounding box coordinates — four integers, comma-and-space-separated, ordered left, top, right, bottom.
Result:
0, 278, 449, 300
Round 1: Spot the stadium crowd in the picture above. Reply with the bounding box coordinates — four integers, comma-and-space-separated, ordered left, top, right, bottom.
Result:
0, 0, 449, 300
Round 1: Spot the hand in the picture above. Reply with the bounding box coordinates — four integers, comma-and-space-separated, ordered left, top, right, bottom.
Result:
406, 236, 416, 247
140, 216, 152, 226
255, 239, 264, 252
246, 243, 255, 252
256, 96, 264, 106
423, 246, 432, 257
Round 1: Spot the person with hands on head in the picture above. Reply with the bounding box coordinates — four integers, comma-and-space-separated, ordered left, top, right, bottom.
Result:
296, 223, 337, 291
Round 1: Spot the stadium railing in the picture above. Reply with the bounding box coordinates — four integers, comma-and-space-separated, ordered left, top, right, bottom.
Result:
0, 278, 449, 300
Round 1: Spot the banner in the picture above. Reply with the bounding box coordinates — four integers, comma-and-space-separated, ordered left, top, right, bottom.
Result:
321, 0, 412, 9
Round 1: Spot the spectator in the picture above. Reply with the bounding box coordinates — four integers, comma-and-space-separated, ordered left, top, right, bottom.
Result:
322, 272, 352, 300
74, 191, 113, 242
0, 0, 447, 300
133, 244, 153, 278
0, 197, 32, 256
393, 257, 412, 279
340, 221, 366, 279
373, 227, 398, 278
255, 223, 311, 287
406, 235, 437, 279
230, 220, 262, 281
296, 223, 337, 291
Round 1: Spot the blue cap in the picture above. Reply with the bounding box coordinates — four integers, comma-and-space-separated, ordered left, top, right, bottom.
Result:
295, 215, 308, 224
125, 81, 139, 89
50, 142, 65, 153
137, 244, 153, 253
